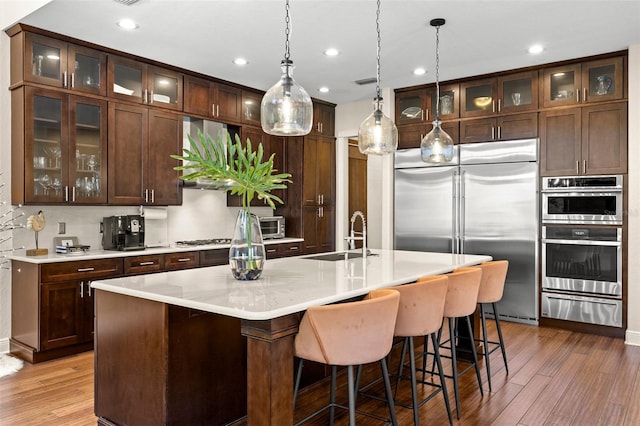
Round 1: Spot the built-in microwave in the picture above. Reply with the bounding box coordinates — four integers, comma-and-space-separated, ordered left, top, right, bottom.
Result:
541, 175, 623, 224
259, 216, 285, 240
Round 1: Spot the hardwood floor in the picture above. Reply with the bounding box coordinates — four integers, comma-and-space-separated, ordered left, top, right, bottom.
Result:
1, 322, 639, 425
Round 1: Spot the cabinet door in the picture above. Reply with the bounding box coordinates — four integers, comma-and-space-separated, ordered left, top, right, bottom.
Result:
25, 87, 69, 204
397, 124, 427, 150
68, 44, 107, 96
24, 33, 67, 88
184, 75, 213, 117
582, 103, 627, 175
302, 134, 319, 205
124, 255, 164, 275
460, 78, 497, 118
542, 63, 582, 108
84, 281, 95, 341
582, 57, 624, 103
41, 281, 84, 350
269, 135, 287, 205
539, 108, 581, 176
213, 83, 242, 123
148, 110, 183, 205
459, 118, 496, 144
302, 206, 319, 253
428, 84, 459, 120
69, 96, 108, 204
242, 91, 262, 126
199, 249, 228, 266
498, 71, 538, 113
148, 66, 183, 110
108, 103, 147, 204
395, 89, 429, 125
316, 136, 334, 206
497, 112, 538, 141
108, 56, 145, 104
317, 206, 334, 252
313, 103, 335, 136
165, 252, 199, 270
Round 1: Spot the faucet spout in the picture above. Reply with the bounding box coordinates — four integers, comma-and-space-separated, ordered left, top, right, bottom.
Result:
347, 210, 367, 258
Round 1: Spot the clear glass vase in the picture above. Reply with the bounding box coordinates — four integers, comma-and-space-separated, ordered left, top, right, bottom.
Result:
229, 209, 265, 280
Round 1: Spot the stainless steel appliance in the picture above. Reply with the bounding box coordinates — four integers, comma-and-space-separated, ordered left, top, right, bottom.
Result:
175, 238, 232, 247
541, 225, 622, 327
541, 175, 623, 225
394, 139, 539, 324
259, 216, 286, 240
102, 215, 145, 251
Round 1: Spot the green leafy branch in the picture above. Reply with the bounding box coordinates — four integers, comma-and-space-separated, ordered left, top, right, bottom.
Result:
172, 129, 292, 211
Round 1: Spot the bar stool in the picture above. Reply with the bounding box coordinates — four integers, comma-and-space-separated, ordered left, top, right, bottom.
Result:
391, 275, 453, 426
424, 267, 484, 419
475, 260, 510, 392
293, 288, 400, 426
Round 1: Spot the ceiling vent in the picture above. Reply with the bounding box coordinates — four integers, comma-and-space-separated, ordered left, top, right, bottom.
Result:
354, 77, 377, 86
113, 0, 141, 5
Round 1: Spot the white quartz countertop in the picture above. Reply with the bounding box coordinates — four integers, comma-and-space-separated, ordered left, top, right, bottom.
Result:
8, 237, 304, 264
91, 249, 492, 321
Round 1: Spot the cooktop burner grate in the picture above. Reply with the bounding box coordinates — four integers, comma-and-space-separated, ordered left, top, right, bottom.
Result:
175, 238, 231, 246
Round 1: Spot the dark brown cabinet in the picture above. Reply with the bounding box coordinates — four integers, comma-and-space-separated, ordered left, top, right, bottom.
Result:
541, 57, 624, 108
397, 121, 459, 150
108, 103, 182, 205
11, 258, 123, 363
165, 251, 200, 271
12, 32, 107, 96
461, 72, 538, 118
395, 84, 459, 126
12, 86, 108, 205
108, 55, 183, 110
241, 90, 263, 126
539, 103, 627, 176
183, 75, 242, 123
313, 102, 335, 136
459, 112, 538, 144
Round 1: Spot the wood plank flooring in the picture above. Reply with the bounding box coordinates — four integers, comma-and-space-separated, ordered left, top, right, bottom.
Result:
1, 321, 639, 425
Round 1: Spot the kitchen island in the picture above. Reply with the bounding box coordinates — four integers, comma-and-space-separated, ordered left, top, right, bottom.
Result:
91, 249, 491, 426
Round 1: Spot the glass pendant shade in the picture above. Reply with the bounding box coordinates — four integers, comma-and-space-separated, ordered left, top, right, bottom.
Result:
358, 98, 398, 155
421, 118, 454, 163
261, 59, 313, 136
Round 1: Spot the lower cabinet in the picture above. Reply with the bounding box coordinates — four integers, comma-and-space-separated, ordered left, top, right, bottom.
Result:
303, 206, 334, 254
265, 241, 302, 259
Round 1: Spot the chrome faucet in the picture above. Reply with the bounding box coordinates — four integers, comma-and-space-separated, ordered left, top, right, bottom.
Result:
345, 210, 367, 258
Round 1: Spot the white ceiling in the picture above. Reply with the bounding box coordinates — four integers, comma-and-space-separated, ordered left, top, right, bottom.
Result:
10, 0, 640, 105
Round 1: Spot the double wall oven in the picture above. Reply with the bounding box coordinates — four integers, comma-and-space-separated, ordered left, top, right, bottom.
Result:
541, 175, 623, 328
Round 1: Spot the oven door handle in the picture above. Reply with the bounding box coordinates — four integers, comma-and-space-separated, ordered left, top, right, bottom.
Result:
542, 238, 621, 246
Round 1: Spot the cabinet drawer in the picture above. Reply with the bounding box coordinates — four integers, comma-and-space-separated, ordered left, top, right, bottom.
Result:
265, 245, 280, 260
165, 251, 199, 271
199, 249, 228, 267
124, 255, 164, 275
41, 258, 123, 283
278, 242, 302, 258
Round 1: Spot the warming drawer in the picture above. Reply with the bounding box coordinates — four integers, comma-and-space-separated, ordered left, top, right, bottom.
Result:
541, 292, 621, 327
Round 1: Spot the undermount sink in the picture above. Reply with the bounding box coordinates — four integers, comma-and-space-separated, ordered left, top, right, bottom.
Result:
304, 251, 376, 261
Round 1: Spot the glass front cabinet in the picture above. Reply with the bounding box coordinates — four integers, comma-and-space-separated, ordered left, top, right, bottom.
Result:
108, 55, 183, 110
542, 57, 624, 107
396, 84, 459, 126
24, 33, 106, 96
461, 72, 538, 117
21, 87, 107, 204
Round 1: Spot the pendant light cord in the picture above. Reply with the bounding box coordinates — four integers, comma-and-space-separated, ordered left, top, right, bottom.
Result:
435, 23, 441, 118
284, 0, 291, 61
375, 0, 382, 100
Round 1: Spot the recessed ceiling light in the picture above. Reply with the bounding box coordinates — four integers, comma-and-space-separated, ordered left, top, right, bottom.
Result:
116, 18, 138, 30
324, 48, 339, 57
233, 58, 248, 66
413, 67, 426, 76
318, 87, 330, 93
528, 44, 544, 55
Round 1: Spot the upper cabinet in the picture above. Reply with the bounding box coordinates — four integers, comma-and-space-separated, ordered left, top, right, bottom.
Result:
460, 71, 538, 118
312, 102, 335, 136
541, 57, 624, 108
183, 75, 242, 123
14, 33, 107, 96
395, 84, 459, 126
108, 55, 183, 111
241, 90, 263, 126
12, 86, 108, 205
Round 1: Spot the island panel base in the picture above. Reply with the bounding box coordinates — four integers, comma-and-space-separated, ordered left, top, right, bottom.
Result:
94, 289, 247, 426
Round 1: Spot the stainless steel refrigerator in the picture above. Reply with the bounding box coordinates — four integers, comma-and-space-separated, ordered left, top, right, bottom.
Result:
394, 139, 539, 324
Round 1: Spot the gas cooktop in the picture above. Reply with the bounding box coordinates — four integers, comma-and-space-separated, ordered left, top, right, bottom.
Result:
174, 238, 231, 247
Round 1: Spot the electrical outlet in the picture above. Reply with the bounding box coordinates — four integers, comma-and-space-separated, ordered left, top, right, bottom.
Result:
58, 222, 66, 234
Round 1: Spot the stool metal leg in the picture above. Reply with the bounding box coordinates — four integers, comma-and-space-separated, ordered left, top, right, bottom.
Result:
330, 365, 337, 426
347, 365, 356, 426
293, 358, 304, 409
480, 304, 493, 392
448, 317, 461, 419
493, 302, 509, 373
380, 358, 399, 426
430, 332, 453, 426
465, 315, 484, 397
408, 337, 420, 426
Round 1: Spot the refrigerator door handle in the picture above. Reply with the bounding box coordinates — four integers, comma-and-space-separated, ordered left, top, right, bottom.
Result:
452, 170, 458, 254
460, 170, 466, 254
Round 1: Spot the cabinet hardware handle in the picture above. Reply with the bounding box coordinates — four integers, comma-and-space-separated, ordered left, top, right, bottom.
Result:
177, 258, 190, 262
212, 104, 216, 117
216, 104, 219, 117
425, 109, 429, 121
144, 189, 149, 203
576, 161, 580, 174
583, 88, 587, 103
150, 90, 154, 104
70, 72, 75, 89
64, 186, 69, 202
320, 206, 324, 218
151, 189, 155, 204
72, 186, 76, 202
143, 89, 148, 104
576, 90, 580, 103
497, 126, 501, 140
80, 281, 84, 298
267, 249, 277, 253
289, 247, 299, 251
492, 100, 496, 113
63, 71, 68, 88
491, 127, 495, 140
498, 99, 501, 112
77, 267, 95, 272
139, 261, 155, 266
87, 281, 92, 297
583, 160, 586, 173
421, 110, 424, 121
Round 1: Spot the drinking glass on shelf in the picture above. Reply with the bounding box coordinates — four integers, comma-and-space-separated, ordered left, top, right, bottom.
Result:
512, 92, 521, 106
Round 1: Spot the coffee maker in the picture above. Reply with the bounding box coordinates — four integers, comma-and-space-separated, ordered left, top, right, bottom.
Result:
102, 215, 145, 251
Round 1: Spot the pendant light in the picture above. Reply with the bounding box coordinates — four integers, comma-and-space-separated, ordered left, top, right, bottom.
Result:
261, 0, 313, 136
357, 0, 398, 155
421, 18, 454, 163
